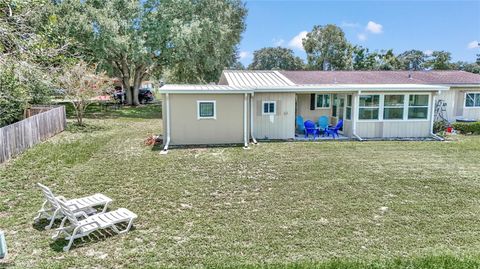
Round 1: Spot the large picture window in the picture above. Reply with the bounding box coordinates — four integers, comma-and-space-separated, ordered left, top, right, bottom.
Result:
383, 95, 405, 120
359, 95, 380, 120
197, 100, 216, 119
408, 95, 429, 119
465, 93, 480, 107
316, 94, 331, 108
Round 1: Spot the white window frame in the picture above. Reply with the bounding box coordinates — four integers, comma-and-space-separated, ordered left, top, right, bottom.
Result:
383, 94, 406, 121
345, 95, 352, 120
407, 94, 430, 120
315, 94, 331, 109
465, 92, 480, 108
197, 100, 216, 120
357, 93, 431, 122
358, 94, 381, 121
262, 101, 276, 115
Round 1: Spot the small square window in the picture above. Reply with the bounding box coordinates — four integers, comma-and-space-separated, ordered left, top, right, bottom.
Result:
197, 101, 216, 119
262, 101, 276, 115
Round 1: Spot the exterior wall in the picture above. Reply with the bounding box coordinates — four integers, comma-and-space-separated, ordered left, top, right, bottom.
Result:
168, 94, 245, 145
343, 120, 353, 137
253, 92, 295, 140
434, 89, 457, 122
296, 94, 332, 123
356, 121, 431, 137
453, 87, 480, 121
435, 87, 480, 121
354, 92, 434, 138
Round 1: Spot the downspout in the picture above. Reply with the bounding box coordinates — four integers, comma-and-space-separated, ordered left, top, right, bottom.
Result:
352, 91, 363, 141
243, 93, 249, 149
160, 93, 171, 154
430, 91, 444, 141
250, 93, 258, 144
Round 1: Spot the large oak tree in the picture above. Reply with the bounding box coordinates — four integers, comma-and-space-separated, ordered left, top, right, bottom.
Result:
52, 0, 246, 105
248, 47, 304, 70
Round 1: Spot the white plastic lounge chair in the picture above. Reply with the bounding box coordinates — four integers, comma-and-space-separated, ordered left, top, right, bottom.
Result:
0, 230, 6, 260
34, 183, 113, 229
52, 198, 137, 251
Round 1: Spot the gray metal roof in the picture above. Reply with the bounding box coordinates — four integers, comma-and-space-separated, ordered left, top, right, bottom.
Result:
160, 84, 253, 93
219, 70, 295, 87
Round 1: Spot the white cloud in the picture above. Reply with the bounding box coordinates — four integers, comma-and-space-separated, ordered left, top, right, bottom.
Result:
273, 38, 285, 46
424, 50, 433, 56
365, 21, 383, 34
239, 51, 250, 59
357, 33, 367, 41
289, 31, 308, 51
467, 40, 480, 49
341, 22, 360, 28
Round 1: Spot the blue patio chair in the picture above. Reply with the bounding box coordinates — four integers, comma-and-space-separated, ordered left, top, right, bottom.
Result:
304, 120, 319, 139
296, 115, 305, 133
317, 116, 329, 135
325, 119, 343, 139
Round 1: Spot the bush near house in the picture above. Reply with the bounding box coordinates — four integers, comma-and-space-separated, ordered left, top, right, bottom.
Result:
452, 122, 480, 135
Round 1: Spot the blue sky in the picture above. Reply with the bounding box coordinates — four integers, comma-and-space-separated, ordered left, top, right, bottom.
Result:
238, 0, 480, 66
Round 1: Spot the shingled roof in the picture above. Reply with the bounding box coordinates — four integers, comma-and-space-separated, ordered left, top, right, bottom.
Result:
278, 71, 480, 85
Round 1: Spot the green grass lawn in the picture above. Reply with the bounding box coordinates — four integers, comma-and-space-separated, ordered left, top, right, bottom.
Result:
1, 105, 480, 268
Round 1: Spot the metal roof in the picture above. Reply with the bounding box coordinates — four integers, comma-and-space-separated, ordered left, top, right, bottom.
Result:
219, 70, 295, 87
160, 83, 448, 93
160, 84, 253, 94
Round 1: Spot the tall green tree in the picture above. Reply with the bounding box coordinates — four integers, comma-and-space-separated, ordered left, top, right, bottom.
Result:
303, 24, 352, 70
158, 0, 247, 83
352, 46, 379, 70
52, 0, 246, 105
397, 50, 426, 71
378, 49, 401, 70
248, 47, 304, 70
0, 0, 65, 126
427, 51, 452, 70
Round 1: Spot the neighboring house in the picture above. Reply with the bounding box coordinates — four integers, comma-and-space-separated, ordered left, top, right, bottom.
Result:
159, 70, 480, 151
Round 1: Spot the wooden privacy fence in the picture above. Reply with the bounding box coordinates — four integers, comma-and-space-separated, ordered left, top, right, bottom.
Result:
0, 106, 66, 163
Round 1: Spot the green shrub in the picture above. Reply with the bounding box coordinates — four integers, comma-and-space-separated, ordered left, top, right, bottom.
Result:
0, 67, 29, 127
433, 120, 448, 134
452, 122, 480, 135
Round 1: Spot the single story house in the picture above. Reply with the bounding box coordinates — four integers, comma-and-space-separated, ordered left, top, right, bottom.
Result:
159, 70, 480, 152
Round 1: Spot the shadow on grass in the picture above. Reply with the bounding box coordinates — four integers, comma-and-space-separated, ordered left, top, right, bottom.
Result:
65, 123, 110, 133
32, 219, 56, 231
49, 224, 136, 252
151, 142, 246, 152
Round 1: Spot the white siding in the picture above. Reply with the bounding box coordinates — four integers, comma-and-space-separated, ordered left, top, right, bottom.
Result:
454, 87, 480, 121
435, 89, 456, 122
253, 92, 295, 140
356, 121, 431, 138
296, 94, 333, 123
